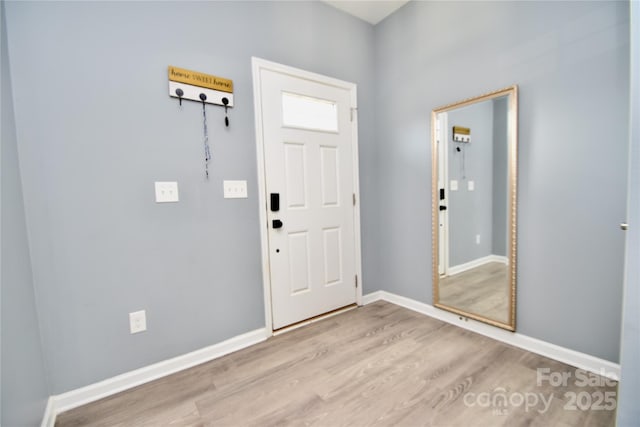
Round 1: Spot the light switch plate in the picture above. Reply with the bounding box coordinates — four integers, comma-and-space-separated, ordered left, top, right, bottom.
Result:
468, 180, 475, 191
223, 180, 248, 199
129, 310, 147, 334
155, 182, 179, 203
450, 180, 459, 191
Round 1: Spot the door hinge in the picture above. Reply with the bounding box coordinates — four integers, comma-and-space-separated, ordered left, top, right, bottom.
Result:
350, 107, 357, 122
355, 275, 358, 288
353, 193, 356, 206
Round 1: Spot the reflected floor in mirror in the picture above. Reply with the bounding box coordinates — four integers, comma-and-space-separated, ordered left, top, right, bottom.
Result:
56, 302, 616, 427
439, 262, 509, 324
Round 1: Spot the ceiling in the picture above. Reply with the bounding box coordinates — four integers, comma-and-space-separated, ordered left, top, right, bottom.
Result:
322, 0, 410, 25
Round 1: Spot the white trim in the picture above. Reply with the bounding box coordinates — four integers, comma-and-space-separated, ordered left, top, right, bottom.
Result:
439, 112, 450, 276
362, 290, 384, 305
350, 87, 364, 307
251, 57, 363, 333
252, 57, 360, 92
252, 58, 275, 335
364, 291, 620, 380
493, 255, 509, 264
447, 254, 508, 276
50, 328, 266, 414
40, 396, 56, 427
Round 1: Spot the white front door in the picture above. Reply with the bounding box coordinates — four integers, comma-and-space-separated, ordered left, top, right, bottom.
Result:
254, 60, 359, 330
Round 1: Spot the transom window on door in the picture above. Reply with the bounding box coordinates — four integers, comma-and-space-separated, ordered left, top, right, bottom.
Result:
281, 92, 338, 132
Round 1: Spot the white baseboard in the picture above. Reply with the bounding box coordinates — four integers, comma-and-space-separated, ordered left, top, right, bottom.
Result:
41, 291, 620, 425
362, 290, 384, 305
364, 291, 620, 380
448, 254, 508, 276
48, 328, 267, 420
40, 396, 56, 427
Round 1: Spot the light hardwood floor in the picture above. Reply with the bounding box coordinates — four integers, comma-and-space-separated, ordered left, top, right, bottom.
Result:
56, 302, 617, 426
439, 262, 509, 323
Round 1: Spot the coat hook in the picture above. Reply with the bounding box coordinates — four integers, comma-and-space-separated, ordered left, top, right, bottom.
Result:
222, 97, 229, 127
175, 88, 184, 106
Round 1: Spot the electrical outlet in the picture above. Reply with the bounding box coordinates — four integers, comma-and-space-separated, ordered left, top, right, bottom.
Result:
468, 180, 475, 191
155, 182, 179, 203
476, 234, 481, 245
129, 310, 147, 334
223, 180, 248, 198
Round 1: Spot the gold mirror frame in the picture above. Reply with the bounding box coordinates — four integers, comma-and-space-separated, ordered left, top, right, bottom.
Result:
431, 85, 518, 331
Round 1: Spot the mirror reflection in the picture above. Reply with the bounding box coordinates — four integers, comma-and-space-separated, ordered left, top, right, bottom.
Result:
432, 86, 517, 331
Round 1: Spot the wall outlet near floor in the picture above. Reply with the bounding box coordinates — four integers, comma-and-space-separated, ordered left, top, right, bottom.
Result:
476, 234, 481, 245
129, 310, 147, 334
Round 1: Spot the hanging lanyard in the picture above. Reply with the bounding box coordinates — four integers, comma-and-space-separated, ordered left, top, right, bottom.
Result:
200, 94, 211, 179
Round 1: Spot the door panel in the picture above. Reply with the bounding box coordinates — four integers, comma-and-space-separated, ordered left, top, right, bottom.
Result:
320, 146, 340, 206
288, 232, 311, 294
260, 68, 357, 329
323, 227, 342, 286
284, 143, 307, 208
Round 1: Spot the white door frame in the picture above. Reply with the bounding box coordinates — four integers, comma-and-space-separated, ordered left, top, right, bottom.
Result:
437, 112, 450, 276
251, 57, 363, 335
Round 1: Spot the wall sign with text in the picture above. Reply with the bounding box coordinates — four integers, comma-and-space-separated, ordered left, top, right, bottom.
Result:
168, 65, 234, 107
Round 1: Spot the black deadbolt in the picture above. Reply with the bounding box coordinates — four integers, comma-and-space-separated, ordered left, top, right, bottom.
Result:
270, 193, 280, 212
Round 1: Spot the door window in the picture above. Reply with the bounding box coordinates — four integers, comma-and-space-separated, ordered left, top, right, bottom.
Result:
281, 92, 338, 132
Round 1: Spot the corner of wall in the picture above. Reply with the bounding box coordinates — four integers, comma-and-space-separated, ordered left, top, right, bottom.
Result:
1, 1, 51, 424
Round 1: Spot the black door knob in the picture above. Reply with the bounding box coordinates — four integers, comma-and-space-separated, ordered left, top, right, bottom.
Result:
272, 219, 283, 229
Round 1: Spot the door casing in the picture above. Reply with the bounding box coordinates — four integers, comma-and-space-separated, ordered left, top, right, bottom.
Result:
251, 57, 363, 335
437, 113, 450, 276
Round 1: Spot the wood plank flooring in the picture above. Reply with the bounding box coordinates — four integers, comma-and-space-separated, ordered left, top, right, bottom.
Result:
439, 262, 509, 323
56, 302, 617, 426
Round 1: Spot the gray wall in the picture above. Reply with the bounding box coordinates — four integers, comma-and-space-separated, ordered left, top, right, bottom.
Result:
374, 1, 629, 362
1, 1, 50, 424
492, 97, 508, 257
447, 101, 494, 266
616, 1, 639, 425
4, 0, 375, 393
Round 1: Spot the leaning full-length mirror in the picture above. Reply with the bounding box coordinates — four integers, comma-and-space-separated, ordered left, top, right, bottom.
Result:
432, 86, 518, 331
